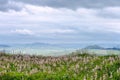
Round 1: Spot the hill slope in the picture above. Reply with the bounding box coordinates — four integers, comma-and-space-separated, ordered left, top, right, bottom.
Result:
0, 52, 120, 80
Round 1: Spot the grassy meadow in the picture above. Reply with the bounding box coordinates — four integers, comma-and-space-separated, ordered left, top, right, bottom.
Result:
0, 50, 120, 80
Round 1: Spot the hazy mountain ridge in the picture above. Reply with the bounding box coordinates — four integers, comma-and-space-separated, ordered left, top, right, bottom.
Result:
1, 43, 120, 51
84, 45, 120, 50
84, 45, 104, 49
0, 44, 10, 47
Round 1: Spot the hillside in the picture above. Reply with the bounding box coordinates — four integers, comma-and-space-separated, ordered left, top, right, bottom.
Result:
0, 52, 120, 80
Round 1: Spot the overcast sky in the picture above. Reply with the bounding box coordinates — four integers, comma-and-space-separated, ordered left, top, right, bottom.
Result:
0, 0, 120, 45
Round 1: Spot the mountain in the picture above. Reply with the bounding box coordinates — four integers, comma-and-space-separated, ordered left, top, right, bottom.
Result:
84, 45, 104, 49
27, 42, 50, 46
0, 44, 10, 48
84, 45, 120, 51
106, 47, 120, 50
23, 42, 55, 48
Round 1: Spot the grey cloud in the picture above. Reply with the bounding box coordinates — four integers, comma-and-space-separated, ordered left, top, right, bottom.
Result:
0, 0, 8, 4
0, 0, 23, 12
1, 0, 120, 12
97, 7, 120, 19
13, 0, 120, 9
0, 0, 8, 11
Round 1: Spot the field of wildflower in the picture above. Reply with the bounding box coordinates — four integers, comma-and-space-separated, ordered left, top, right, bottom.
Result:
0, 50, 120, 80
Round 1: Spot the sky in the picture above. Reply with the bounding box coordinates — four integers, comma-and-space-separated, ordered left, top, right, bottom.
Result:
0, 0, 120, 45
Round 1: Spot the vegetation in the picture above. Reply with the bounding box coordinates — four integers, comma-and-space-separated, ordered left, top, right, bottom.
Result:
0, 51, 120, 80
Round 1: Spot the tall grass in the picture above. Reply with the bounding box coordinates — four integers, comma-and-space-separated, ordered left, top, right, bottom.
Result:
0, 51, 120, 80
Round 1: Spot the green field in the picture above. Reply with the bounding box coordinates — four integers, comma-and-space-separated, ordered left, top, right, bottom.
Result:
0, 51, 120, 80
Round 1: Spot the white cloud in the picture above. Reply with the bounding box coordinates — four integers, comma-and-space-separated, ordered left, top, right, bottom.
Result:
97, 7, 120, 18
25, 4, 61, 14
38, 29, 75, 34
103, 7, 120, 14
1, 3, 120, 43
11, 29, 34, 35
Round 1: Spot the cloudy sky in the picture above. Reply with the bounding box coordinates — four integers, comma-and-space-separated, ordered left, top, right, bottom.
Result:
0, 0, 120, 45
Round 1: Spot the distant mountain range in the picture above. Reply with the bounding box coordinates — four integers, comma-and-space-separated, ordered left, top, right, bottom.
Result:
19, 42, 58, 48
84, 45, 120, 50
105, 47, 120, 50
0, 43, 120, 51
0, 44, 10, 48
84, 45, 104, 49
14, 43, 120, 50
22, 43, 82, 48
25, 42, 52, 46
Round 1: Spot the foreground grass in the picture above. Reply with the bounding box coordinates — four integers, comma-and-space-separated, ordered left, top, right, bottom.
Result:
0, 51, 120, 80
